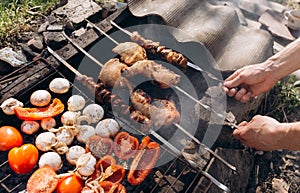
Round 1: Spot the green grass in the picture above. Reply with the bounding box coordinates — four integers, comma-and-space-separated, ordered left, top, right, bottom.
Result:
0, 0, 59, 40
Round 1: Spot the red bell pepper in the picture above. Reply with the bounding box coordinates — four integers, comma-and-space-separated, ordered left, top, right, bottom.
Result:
127, 136, 160, 186
114, 131, 139, 160
14, 98, 64, 121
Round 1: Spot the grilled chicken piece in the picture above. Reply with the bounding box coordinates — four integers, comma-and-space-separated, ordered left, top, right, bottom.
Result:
99, 58, 132, 89
130, 89, 180, 127
112, 42, 147, 66
122, 60, 181, 88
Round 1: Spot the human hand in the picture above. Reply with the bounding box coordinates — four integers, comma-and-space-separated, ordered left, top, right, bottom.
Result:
233, 115, 287, 151
223, 63, 278, 103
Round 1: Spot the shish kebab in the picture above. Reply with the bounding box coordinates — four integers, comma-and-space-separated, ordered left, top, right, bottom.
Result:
86, 19, 238, 129
47, 46, 231, 193
62, 29, 236, 171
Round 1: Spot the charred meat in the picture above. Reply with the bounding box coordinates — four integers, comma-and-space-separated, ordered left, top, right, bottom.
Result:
122, 60, 181, 88
130, 89, 180, 127
98, 58, 132, 89
131, 31, 188, 69
112, 42, 147, 66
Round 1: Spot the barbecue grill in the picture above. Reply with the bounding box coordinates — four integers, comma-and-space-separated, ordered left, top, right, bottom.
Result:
0, 5, 255, 193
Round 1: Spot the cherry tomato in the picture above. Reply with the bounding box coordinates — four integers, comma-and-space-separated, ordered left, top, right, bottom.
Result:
8, 143, 38, 174
100, 181, 126, 193
56, 174, 84, 193
114, 131, 139, 160
14, 98, 64, 121
27, 166, 58, 193
127, 136, 160, 186
0, 126, 23, 151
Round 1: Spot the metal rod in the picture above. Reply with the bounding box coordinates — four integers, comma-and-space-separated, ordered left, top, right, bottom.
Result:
174, 123, 236, 171
62, 31, 104, 68
47, 46, 82, 77
150, 130, 231, 193
48, 47, 231, 193
86, 19, 237, 170
85, 19, 119, 45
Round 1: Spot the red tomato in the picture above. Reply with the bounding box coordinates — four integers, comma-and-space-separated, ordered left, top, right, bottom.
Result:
0, 126, 23, 151
8, 143, 38, 174
56, 174, 84, 193
27, 166, 58, 193
114, 131, 139, 160
127, 136, 160, 186
100, 181, 126, 193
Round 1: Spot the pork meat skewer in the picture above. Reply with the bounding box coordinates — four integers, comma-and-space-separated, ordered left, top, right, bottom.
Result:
60, 30, 237, 171
47, 46, 233, 192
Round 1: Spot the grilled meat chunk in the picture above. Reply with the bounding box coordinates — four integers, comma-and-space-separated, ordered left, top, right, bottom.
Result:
112, 42, 147, 65
131, 31, 188, 69
122, 60, 181, 88
99, 58, 131, 89
130, 89, 180, 127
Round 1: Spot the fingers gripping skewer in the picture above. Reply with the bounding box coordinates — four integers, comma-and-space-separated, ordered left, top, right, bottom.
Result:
47, 46, 231, 193
83, 20, 237, 171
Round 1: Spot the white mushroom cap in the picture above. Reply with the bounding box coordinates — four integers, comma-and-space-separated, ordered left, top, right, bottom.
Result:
82, 104, 104, 124
49, 78, 70, 94
61, 111, 80, 126
76, 125, 95, 143
30, 90, 51, 107
21, 120, 40, 135
35, 132, 58, 152
55, 127, 76, 146
0, 98, 23, 115
95, 118, 120, 138
76, 152, 96, 177
66, 145, 86, 165
67, 95, 86, 112
39, 152, 62, 171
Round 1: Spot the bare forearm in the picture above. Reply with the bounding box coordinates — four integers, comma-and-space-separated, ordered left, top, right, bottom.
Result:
264, 38, 300, 81
279, 122, 300, 150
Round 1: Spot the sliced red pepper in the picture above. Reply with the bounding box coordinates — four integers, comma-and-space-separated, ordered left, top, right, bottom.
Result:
14, 98, 64, 121
91, 155, 125, 184
114, 131, 139, 160
100, 181, 126, 193
127, 136, 160, 186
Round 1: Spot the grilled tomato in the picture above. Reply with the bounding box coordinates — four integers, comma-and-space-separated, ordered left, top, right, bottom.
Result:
56, 173, 84, 193
0, 126, 23, 151
8, 143, 38, 174
114, 131, 139, 160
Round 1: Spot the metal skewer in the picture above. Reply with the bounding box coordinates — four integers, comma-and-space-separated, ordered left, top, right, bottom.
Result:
109, 20, 223, 83
85, 19, 237, 170
47, 46, 231, 193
